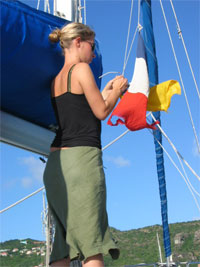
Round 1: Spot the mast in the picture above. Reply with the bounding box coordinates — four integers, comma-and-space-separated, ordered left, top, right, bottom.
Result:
157, 232, 163, 263
53, 0, 82, 22
141, 0, 172, 263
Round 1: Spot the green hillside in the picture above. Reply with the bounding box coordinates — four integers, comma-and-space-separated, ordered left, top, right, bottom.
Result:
105, 220, 200, 266
0, 221, 199, 267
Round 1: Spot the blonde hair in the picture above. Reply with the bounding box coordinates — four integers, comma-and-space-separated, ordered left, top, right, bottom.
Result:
49, 22, 95, 49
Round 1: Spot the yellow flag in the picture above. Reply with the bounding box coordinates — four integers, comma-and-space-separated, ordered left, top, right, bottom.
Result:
147, 80, 181, 112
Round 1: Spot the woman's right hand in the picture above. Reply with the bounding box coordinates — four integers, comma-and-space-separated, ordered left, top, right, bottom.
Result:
76, 63, 129, 120
112, 75, 129, 94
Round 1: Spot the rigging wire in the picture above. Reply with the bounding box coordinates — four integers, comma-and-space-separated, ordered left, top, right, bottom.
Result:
169, 0, 200, 100
53, 0, 56, 16
77, 0, 83, 24
137, 0, 141, 27
83, 0, 86, 25
2, 0, 199, 232
44, 0, 50, 14
122, 0, 135, 75
102, 129, 130, 151
37, 0, 50, 13
147, 120, 200, 213
150, 113, 200, 182
0, 130, 131, 214
47, 0, 51, 14
122, 0, 142, 72
123, 26, 138, 72
159, 0, 200, 154
0, 112, 152, 215
147, 118, 200, 198
0, 187, 44, 214
41, 190, 50, 266
36, 0, 40, 10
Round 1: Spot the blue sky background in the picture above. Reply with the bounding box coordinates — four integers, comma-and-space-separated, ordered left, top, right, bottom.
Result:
0, 0, 199, 245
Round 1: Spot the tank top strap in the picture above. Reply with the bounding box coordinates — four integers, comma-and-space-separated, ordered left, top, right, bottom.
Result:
67, 64, 76, 93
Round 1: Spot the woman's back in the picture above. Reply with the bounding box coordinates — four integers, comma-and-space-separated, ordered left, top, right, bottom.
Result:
51, 65, 101, 149
51, 64, 83, 97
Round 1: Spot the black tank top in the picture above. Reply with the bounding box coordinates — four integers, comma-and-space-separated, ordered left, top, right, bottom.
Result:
51, 65, 101, 149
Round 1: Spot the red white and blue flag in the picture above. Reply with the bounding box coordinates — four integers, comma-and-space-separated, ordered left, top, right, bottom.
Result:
107, 33, 159, 131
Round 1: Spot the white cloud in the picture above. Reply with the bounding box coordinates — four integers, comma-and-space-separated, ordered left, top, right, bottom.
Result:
21, 177, 33, 188
105, 155, 131, 168
192, 216, 200, 221
19, 156, 45, 184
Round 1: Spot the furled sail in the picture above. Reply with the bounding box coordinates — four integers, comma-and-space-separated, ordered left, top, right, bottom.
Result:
0, 0, 102, 155
141, 0, 172, 259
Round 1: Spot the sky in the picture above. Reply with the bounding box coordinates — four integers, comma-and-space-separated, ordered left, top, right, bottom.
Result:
0, 0, 200, 246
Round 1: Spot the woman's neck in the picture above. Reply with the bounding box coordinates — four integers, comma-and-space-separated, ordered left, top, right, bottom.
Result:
63, 48, 81, 67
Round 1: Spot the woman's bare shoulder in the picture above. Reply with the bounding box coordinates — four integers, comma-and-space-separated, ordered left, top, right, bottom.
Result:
74, 62, 92, 73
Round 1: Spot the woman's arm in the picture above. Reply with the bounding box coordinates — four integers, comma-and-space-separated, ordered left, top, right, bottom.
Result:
101, 76, 123, 100
75, 63, 128, 120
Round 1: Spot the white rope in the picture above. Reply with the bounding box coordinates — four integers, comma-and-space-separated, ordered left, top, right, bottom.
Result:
147, 122, 200, 214
159, 0, 200, 154
99, 71, 120, 79
122, 0, 135, 75
169, 0, 200, 100
150, 113, 200, 182
0, 186, 44, 214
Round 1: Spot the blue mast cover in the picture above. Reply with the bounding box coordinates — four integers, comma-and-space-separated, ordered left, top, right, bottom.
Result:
141, 0, 172, 258
0, 0, 103, 130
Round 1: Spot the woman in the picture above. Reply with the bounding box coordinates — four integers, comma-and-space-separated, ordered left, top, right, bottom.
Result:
43, 22, 128, 267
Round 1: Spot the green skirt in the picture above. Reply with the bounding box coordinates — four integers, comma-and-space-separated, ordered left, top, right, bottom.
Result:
43, 146, 119, 263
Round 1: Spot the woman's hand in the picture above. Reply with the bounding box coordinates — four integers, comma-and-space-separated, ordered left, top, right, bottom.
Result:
77, 63, 129, 120
112, 75, 129, 94
101, 78, 115, 100
102, 76, 128, 100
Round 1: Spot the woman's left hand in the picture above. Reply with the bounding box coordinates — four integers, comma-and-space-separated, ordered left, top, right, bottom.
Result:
101, 76, 122, 100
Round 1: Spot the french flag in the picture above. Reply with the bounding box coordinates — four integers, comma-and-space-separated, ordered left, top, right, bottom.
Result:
107, 33, 158, 131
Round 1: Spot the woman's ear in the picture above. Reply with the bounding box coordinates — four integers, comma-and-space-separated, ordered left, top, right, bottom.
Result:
74, 36, 81, 48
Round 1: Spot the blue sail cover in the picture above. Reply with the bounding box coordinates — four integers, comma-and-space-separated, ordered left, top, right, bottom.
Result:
0, 0, 102, 130
141, 0, 172, 258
